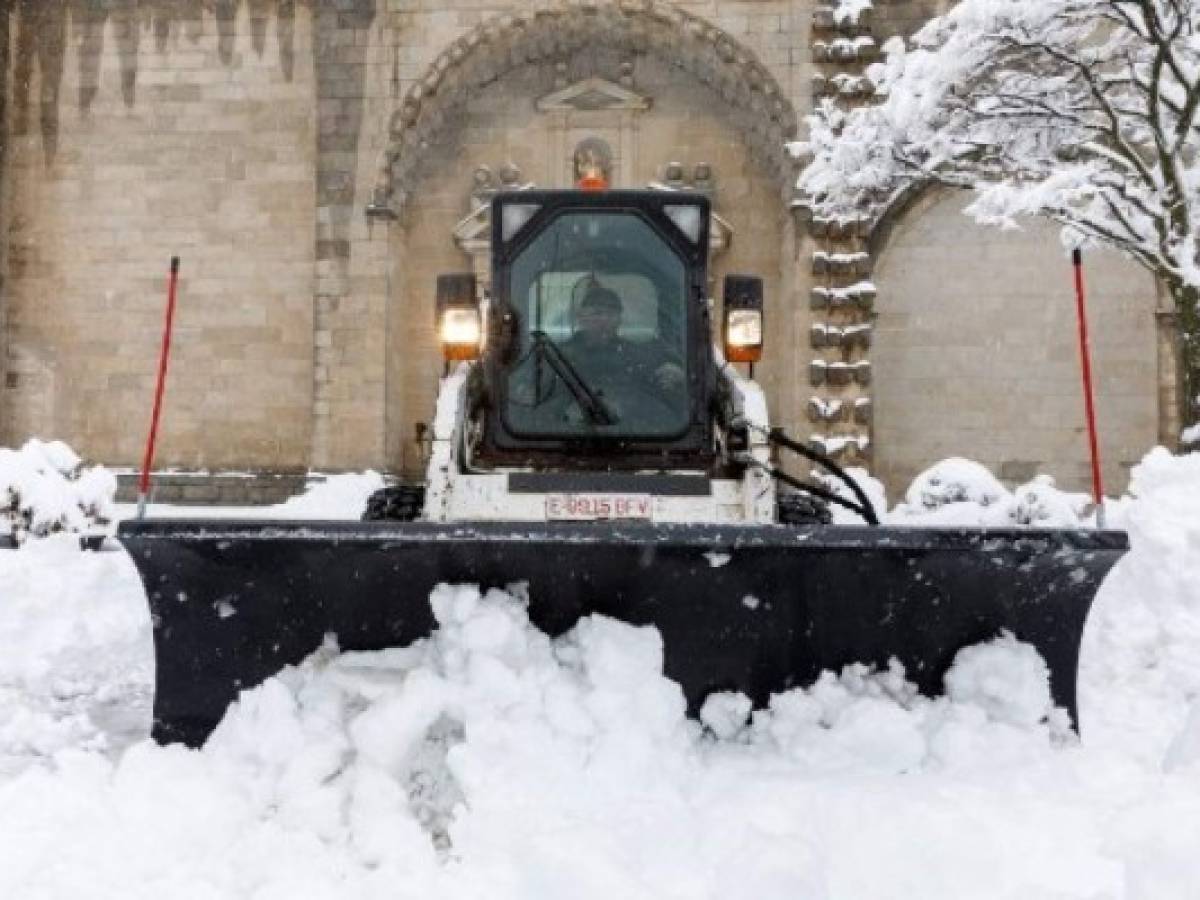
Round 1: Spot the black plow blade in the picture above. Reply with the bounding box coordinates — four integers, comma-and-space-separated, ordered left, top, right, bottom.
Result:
117, 520, 1128, 747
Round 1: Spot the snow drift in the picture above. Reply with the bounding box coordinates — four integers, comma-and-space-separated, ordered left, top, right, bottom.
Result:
2, 442, 1199, 897
0, 584, 1132, 899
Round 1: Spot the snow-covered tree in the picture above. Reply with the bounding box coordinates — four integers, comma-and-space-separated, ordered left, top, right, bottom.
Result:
797, 0, 1200, 435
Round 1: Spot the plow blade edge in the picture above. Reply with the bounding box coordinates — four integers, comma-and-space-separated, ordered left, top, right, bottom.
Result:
117, 520, 1128, 747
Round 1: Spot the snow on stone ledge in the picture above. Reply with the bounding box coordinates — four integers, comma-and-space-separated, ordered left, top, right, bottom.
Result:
832, 0, 873, 26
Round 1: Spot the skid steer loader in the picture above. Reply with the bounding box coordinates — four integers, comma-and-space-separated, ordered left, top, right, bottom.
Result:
119, 189, 1128, 747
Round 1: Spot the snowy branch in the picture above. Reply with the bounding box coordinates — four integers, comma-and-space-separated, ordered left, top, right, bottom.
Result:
796, 0, 1200, 428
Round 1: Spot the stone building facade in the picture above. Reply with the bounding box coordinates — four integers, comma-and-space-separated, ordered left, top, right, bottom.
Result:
0, 0, 1178, 502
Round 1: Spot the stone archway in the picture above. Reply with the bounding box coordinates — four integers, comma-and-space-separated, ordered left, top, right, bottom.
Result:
870, 187, 1162, 497
373, 4, 806, 475
370, 1, 799, 217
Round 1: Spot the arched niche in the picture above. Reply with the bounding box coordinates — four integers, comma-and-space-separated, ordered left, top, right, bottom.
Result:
372, 0, 799, 216
871, 188, 1162, 497
377, 13, 802, 475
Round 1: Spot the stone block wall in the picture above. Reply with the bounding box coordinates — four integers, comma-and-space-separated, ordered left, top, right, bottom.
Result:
0, 8, 10, 409
309, 0, 385, 470
1, 1, 317, 471
868, 0, 955, 44
0, 0, 816, 477
0, 0, 1173, 502
872, 189, 1160, 496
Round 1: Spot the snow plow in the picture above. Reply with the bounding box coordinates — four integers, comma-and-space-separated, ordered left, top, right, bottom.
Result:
118, 189, 1128, 747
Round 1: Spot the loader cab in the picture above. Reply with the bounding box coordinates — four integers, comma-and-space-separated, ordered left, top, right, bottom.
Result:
476, 190, 717, 470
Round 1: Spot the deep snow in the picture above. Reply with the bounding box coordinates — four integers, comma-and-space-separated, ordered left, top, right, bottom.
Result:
1, 443, 1199, 898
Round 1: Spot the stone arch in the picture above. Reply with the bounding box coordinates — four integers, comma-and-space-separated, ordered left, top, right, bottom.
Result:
869, 186, 1161, 496
371, 1, 800, 214
372, 10, 804, 475
865, 177, 938, 261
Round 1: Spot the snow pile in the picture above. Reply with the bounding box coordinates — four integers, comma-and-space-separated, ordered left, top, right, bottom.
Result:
0, 440, 116, 544
0, 586, 1112, 899
256, 471, 386, 519
198, 585, 702, 885
944, 634, 1056, 728
109, 470, 387, 521
0, 536, 151, 775
2, 446, 1200, 896
211, 588, 1064, 787
1081, 448, 1200, 765
702, 631, 1070, 776
889, 457, 1092, 527
824, 458, 1092, 527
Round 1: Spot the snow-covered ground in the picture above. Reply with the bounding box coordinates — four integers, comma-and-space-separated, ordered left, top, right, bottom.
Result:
2, 442, 1199, 898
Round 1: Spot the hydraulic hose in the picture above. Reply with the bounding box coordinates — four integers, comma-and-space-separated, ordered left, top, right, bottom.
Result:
766, 428, 879, 525
743, 457, 873, 520
735, 421, 879, 525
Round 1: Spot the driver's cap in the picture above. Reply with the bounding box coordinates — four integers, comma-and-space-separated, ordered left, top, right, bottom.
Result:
580, 285, 622, 313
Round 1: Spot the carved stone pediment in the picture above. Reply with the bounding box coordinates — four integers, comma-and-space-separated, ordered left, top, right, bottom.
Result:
454, 177, 535, 287
452, 204, 493, 288
536, 77, 651, 112
452, 204, 492, 255
709, 211, 732, 257
455, 165, 534, 257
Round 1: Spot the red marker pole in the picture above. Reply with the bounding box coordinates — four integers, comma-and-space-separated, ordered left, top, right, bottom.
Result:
1072, 248, 1106, 527
137, 256, 181, 519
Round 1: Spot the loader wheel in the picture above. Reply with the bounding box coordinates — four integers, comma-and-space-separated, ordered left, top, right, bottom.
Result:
362, 484, 426, 522
777, 491, 832, 526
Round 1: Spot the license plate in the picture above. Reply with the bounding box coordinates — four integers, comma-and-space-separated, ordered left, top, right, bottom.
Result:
545, 493, 653, 521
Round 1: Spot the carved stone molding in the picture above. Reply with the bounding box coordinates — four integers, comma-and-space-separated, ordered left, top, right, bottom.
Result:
372, 1, 799, 217
537, 76, 651, 112
805, 1, 882, 464
647, 163, 732, 257
454, 163, 535, 288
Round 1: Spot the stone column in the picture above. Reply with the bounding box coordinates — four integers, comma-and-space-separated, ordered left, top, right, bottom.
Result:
802, 2, 881, 468
310, 0, 382, 470
1157, 285, 1183, 448
0, 6, 11, 441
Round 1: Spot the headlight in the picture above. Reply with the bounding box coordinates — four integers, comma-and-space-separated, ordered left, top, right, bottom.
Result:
439, 307, 482, 360
725, 308, 763, 363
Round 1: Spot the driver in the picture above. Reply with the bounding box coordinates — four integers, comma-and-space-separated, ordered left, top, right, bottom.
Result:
561, 284, 685, 393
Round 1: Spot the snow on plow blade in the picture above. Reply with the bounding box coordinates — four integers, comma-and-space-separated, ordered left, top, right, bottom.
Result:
117, 520, 1127, 747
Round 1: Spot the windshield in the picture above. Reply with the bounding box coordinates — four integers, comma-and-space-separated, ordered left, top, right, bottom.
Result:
503, 211, 690, 439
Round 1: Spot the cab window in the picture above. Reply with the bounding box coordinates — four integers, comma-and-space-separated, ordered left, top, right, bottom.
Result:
503, 212, 689, 439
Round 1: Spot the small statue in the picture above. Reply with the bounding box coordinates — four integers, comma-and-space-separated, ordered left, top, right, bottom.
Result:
662, 161, 686, 190
573, 138, 613, 190
499, 162, 523, 186
470, 165, 497, 207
